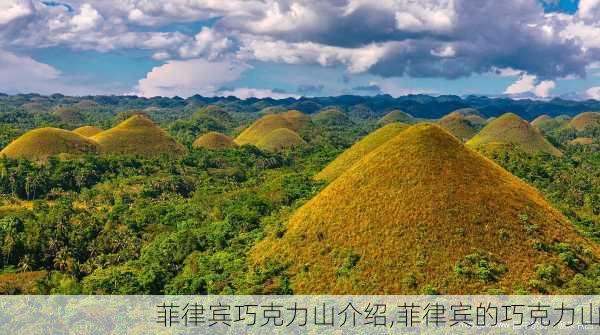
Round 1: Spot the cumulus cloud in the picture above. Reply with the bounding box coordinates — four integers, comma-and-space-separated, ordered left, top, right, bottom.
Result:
135, 58, 249, 98
70, 3, 102, 32
585, 86, 600, 99
178, 27, 232, 59
0, 0, 33, 25
504, 73, 556, 98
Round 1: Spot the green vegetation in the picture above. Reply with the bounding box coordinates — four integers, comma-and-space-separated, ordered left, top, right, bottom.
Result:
437, 111, 481, 141
0, 94, 598, 295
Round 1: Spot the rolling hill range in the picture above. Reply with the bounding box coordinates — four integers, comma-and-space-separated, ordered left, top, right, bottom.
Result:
252, 124, 600, 294
467, 113, 562, 156
315, 122, 409, 182
0, 127, 99, 160
91, 115, 188, 157
192, 131, 236, 149
312, 108, 353, 127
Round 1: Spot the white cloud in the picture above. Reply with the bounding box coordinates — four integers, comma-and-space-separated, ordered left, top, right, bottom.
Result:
70, 3, 102, 32
178, 27, 232, 59
430, 45, 456, 58
239, 37, 398, 73
0, 0, 32, 25
504, 73, 556, 98
151, 51, 171, 61
218, 87, 297, 99
578, 0, 600, 20
243, 2, 319, 33
135, 58, 249, 98
585, 86, 600, 99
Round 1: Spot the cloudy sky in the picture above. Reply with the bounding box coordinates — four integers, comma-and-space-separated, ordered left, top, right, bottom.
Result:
0, 0, 599, 99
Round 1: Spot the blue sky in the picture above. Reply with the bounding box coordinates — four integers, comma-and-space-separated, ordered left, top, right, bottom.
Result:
0, 0, 599, 100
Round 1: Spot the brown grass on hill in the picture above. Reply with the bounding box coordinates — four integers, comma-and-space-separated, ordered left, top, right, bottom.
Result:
0, 271, 47, 294
91, 115, 188, 158
73, 126, 103, 137
0, 127, 99, 160
569, 112, 600, 131
235, 111, 310, 146
315, 122, 409, 182
467, 113, 562, 156
437, 111, 480, 141
251, 124, 600, 294
531, 114, 552, 128
569, 137, 594, 146
378, 110, 414, 125
192, 131, 236, 149
256, 128, 307, 152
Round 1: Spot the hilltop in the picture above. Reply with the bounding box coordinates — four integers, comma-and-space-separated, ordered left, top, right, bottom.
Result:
467, 113, 562, 156
256, 128, 306, 152
235, 111, 310, 146
378, 110, 415, 125
192, 131, 236, 149
73, 126, 103, 137
0, 127, 99, 160
252, 124, 600, 294
437, 111, 480, 141
569, 112, 600, 131
312, 108, 353, 127
91, 115, 188, 158
314, 122, 409, 182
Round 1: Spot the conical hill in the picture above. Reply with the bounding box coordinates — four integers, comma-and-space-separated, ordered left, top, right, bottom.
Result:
0, 127, 99, 160
252, 124, 599, 294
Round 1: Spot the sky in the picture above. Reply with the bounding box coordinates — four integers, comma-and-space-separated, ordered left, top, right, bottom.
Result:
0, 0, 599, 100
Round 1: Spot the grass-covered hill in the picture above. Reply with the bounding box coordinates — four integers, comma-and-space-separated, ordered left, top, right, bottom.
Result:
234, 111, 311, 146
315, 122, 409, 182
92, 115, 188, 157
467, 113, 562, 156
569, 112, 600, 131
312, 108, 354, 127
378, 110, 415, 125
252, 124, 600, 294
73, 126, 103, 137
256, 128, 307, 152
192, 131, 236, 150
437, 111, 480, 141
569, 137, 594, 146
0, 127, 99, 160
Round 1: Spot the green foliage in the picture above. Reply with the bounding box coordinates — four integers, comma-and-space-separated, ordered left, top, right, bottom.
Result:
454, 251, 507, 283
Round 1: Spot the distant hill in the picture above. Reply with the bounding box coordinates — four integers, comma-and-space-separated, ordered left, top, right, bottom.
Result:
378, 110, 415, 125
437, 111, 480, 141
569, 112, 600, 131
92, 115, 188, 157
313, 107, 353, 127
252, 124, 600, 294
192, 131, 236, 150
0, 127, 99, 160
467, 113, 562, 156
235, 111, 310, 146
256, 128, 307, 152
315, 122, 409, 182
73, 126, 103, 137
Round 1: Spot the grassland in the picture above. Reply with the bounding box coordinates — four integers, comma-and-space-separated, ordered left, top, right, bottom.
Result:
0, 127, 99, 160
192, 131, 236, 149
256, 128, 306, 152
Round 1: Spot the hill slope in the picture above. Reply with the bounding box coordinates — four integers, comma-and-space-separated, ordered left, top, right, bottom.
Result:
91, 115, 188, 157
252, 124, 599, 294
0, 127, 99, 160
313, 108, 353, 127
569, 112, 600, 131
315, 122, 409, 182
256, 128, 306, 152
235, 111, 310, 146
378, 110, 415, 125
192, 131, 236, 149
437, 111, 480, 141
73, 126, 103, 137
467, 113, 562, 156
